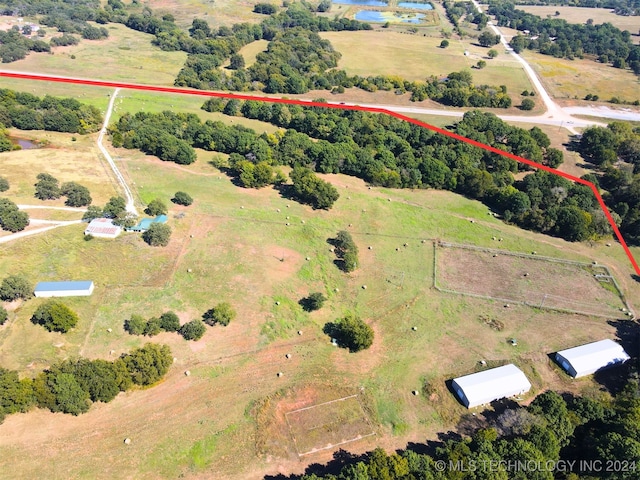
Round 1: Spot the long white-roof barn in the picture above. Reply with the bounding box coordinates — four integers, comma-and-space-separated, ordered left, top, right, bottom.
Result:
555, 339, 630, 378
34, 281, 94, 298
84, 218, 121, 238
452, 364, 532, 408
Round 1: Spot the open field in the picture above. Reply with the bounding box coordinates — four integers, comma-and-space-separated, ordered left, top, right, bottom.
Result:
435, 242, 628, 318
221, 39, 270, 69
516, 6, 640, 39
522, 50, 640, 103
0, 93, 639, 478
148, 0, 265, 29
320, 30, 538, 110
1, 23, 186, 86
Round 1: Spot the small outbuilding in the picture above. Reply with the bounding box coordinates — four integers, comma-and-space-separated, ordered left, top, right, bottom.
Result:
555, 339, 630, 378
84, 218, 121, 238
127, 215, 168, 233
452, 364, 531, 409
34, 281, 95, 298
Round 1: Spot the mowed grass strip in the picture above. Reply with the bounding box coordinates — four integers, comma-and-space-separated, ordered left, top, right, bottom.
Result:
1, 23, 186, 85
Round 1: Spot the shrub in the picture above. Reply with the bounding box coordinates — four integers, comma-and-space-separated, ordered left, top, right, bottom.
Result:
203, 302, 235, 326
300, 292, 326, 312
179, 319, 206, 340
143, 317, 162, 336
31, 300, 79, 333
0, 177, 9, 192
520, 98, 535, 110
159, 311, 180, 332
172, 191, 193, 206
440, 39, 449, 48
124, 314, 146, 335
0, 306, 7, 325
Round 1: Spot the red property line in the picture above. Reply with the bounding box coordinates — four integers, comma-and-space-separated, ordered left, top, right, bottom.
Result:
2, 71, 638, 275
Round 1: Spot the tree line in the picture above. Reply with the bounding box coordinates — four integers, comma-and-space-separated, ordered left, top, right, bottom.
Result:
505, 0, 640, 16
289, 380, 640, 480
578, 122, 640, 244
0, 88, 104, 133
487, 2, 640, 78
0, 343, 172, 422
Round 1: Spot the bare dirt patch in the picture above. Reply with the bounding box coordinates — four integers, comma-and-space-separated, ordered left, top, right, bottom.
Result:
435, 242, 627, 318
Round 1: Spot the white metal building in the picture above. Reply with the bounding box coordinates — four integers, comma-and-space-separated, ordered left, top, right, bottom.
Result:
555, 339, 630, 378
84, 218, 121, 238
452, 364, 532, 408
34, 281, 95, 298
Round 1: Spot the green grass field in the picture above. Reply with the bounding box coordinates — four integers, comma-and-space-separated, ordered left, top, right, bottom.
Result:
0, 67, 639, 479
1, 23, 186, 85
320, 30, 535, 97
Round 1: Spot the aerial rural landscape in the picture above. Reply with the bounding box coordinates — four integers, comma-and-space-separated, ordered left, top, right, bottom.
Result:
0, 0, 639, 479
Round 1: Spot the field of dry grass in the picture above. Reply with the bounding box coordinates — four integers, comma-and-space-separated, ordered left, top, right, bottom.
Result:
0, 90, 639, 479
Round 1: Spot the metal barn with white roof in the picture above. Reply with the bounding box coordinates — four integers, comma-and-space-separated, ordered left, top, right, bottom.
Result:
452, 364, 532, 409
34, 281, 94, 298
84, 218, 121, 238
555, 339, 630, 378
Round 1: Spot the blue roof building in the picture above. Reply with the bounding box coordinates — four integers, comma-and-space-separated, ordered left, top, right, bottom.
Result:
34, 281, 95, 298
127, 215, 168, 233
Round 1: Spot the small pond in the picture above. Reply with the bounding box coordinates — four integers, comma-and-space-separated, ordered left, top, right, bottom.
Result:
12, 138, 39, 149
354, 10, 426, 23
397, 2, 433, 9
334, 0, 388, 5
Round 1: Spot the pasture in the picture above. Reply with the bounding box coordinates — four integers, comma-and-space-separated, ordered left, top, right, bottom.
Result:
1, 23, 186, 85
0, 94, 639, 478
320, 30, 535, 97
522, 50, 640, 103
516, 6, 640, 39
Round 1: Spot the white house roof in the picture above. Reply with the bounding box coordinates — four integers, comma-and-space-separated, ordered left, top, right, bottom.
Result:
556, 339, 630, 378
85, 218, 121, 237
452, 364, 532, 408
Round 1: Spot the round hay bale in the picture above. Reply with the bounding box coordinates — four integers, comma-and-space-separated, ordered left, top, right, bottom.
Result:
109, 350, 115, 356
286, 204, 290, 208
306, 257, 310, 261
362, 209, 366, 213
277, 208, 281, 212
277, 372, 283, 377
492, 236, 496, 240
362, 285, 367, 290
335, 288, 339, 292
286, 216, 290, 220
301, 220, 305, 224
107, 328, 112, 333
187, 268, 193, 273
403, 243, 408, 247
285, 353, 292, 359
523, 273, 529, 277
184, 370, 191, 376
124, 438, 131, 445
348, 223, 352, 227
368, 246, 372, 250
240, 206, 244, 209
504, 304, 510, 308
606, 243, 612, 247
297, 330, 303, 335
190, 234, 194, 238
412, 390, 419, 396
387, 198, 391, 202
470, 220, 475, 223
412, 326, 417, 331
396, 247, 400, 251
498, 238, 503, 242
285, 223, 290, 226
492, 254, 498, 258
531, 251, 537, 254
173, 357, 178, 363
275, 301, 280, 306
421, 239, 426, 244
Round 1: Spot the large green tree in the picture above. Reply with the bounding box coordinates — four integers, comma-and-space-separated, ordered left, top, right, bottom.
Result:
179, 319, 207, 340
202, 302, 236, 326
142, 223, 172, 246
122, 343, 173, 386
0, 275, 32, 301
31, 300, 79, 333
324, 314, 374, 352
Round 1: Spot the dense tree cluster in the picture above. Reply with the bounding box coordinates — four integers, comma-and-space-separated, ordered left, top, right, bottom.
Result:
488, 3, 640, 77
142, 222, 172, 246
31, 300, 79, 333
290, 166, 340, 210
0, 27, 49, 63
124, 311, 181, 337
0, 274, 31, 301
295, 383, 640, 480
333, 230, 359, 272
578, 122, 640, 243
34, 173, 92, 205
0, 198, 29, 232
323, 314, 374, 352
0, 89, 103, 133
